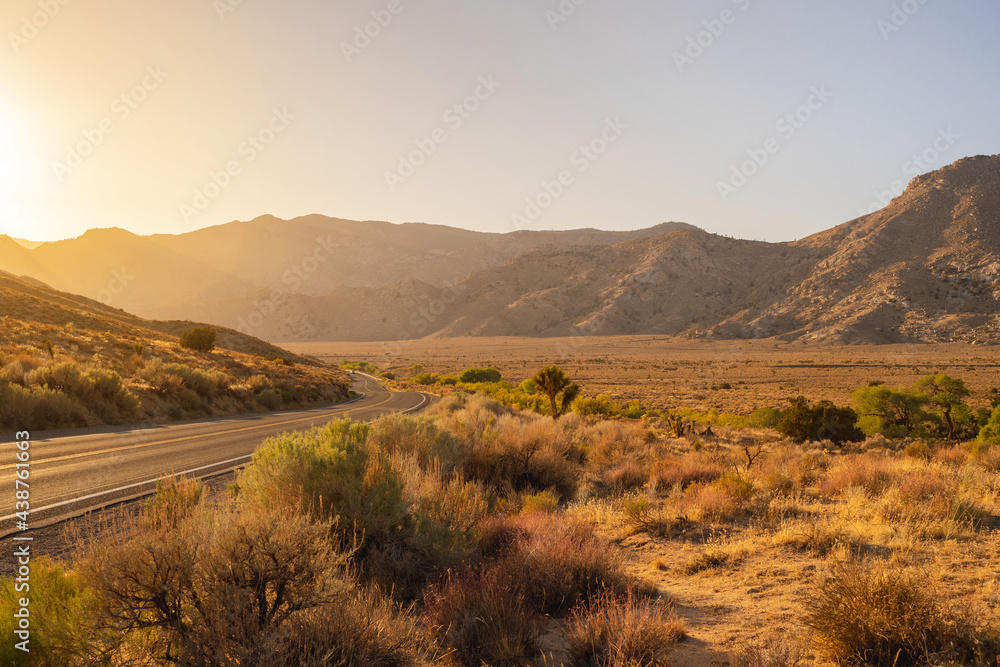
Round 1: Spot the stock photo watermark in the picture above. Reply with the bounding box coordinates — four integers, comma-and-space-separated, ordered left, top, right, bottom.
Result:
545, 0, 590, 31
214, 0, 248, 20
878, 0, 932, 41
717, 85, 833, 202
384, 75, 502, 192
672, 0, 752, 73
341, 0, 416, 62
380, 282, 468, 358
235, 234, 338, 335
51, 66, 168, 183
857, 127, 960, 216
8, 0, 71, 53
179, 106, 295, 223
97, 267, 135, 306
511, 116, 628, 230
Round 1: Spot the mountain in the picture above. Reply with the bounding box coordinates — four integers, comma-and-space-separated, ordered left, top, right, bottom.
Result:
3, 155, 999, 344
0, 219, 696, 325
202, 155, 1000, 344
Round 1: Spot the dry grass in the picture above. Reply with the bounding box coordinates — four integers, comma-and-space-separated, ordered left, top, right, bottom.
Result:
566, 588, 685, 667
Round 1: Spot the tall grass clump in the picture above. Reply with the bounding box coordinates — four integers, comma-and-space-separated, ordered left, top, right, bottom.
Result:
566, 588, 685, 667
805, 562, 1000, 666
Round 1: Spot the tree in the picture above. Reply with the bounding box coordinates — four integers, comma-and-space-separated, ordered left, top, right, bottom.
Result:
459, 367, 502, 383
179, 327, 217, 352
851, 386, 929, 439
532, 365, 579, 419
777, 396, 863, 444
913, 373, 971, 441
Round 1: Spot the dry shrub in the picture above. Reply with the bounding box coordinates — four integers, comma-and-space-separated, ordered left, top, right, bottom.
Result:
370, 413, 465, 471
933, 445, 970, 467
804, 562, 1000, 666
772, 518, 856, 557
680, 544, 750, 575
520, 488, 561, 514
680, 473, 753, 523
820, 454, 901, 497
897, 470, 958, 517
603, 461, 648, 495
566, 587, 684, 667
621, 497, 683, 538
580, 419, 648, 470
76, 493, 412, 666
726, 632, 805, 667
423, 566, 539, 667
477, 513, 630, 615
651, 458, 723, 492
462, 413, 582, 500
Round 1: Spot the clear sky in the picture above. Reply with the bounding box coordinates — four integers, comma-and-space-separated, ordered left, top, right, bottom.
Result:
1, 0, 998, 243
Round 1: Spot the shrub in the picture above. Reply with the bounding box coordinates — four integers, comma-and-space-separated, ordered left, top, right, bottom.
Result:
0, 558, 100, 667
651, 459, 723, 492
820, 455, 900, 497
777, 396, 863, 444
179, 326, 216, 351
566, 588, 684, 667
494, 513, 629, 615
459, 367, 502, 383
520, 488, 560, 514
79, 500, 350, 666
411, 372, 439, 385
258, 388, 282, 410
463, 414, 582, 500
603, 461, 647, 495
748, 406, 783, 429
727, 633, 805, 667
369, 413, 464, 471
804, 563, 1000, 666
423, 566, 539, 667
238, 419, 410, 557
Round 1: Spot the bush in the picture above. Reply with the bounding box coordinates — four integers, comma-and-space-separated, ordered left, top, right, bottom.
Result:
179, 326, 217, 351
777, 396, 863, 444
238, 419, 410, 556
258, 388, 282, 410
411, 372, 439, 385
423, 566, 539, 667
566, 588, 684, 667
603, 461, 647, 495
490, 513, 630, 615
651, 459, 723, 492
0, 558, 100, 667
79, 500, 349, 666
459, 367, 502, 383
804, 563, 1000, 666
748, 407, 783, 429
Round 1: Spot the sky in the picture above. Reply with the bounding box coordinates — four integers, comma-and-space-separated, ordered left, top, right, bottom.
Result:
0, 0, 998, 243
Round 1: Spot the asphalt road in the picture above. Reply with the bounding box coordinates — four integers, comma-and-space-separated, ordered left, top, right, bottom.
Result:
0, 373, 431, 535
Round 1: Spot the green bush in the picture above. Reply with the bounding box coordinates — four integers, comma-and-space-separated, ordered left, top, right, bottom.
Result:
459, 367, 502, 383
777, 396, 863, 444
411, 372, 439, 385
179, 326, 216, 351
238, 419, 410, 554
748, 407, 783, 428
0, 558, 99, 667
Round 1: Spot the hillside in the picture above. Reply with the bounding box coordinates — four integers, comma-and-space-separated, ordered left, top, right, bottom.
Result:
0, 271, 350, 431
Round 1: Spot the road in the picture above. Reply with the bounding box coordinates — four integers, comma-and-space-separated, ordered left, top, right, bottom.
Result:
0, 373, 431, 535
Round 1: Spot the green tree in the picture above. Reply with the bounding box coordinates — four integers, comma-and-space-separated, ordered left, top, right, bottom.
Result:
776, 396, 863, 444
458, 367, 502, 383
978, 405, 1000, 447
532, 365, 579, 420
179, 327, 217, 352
851, 386, 929, 439
913, 373, 971, 441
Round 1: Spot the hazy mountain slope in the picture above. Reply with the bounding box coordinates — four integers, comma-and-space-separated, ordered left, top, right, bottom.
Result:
0, 216, 695, 322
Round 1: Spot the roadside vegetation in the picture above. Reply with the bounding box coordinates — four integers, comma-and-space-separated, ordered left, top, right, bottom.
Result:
5, 361, 1000, 665
0, 321, 349, 430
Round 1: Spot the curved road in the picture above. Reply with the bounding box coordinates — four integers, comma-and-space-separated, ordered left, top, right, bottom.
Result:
0, 373, 431, 536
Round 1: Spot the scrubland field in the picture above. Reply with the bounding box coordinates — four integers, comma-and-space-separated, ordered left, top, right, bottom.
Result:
5, 337, 1000, 666
287, 337, 1000, 414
